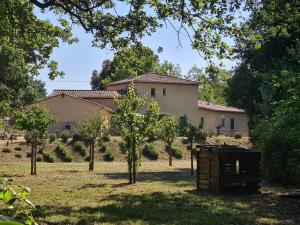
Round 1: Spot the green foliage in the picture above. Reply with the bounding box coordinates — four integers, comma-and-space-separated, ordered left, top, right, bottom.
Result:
143, 144, 159, 160
14, 147, 22, 151
158, 116, 177, 147
177, 115, 189, 136
251, 104, 300, 185
14, 153, 21, 158
100, 144, 108, 153
55, 144, 72, 162
61, 131, 71, 143
2, 148, 11, 153
104, 148, 115, 162
0, 178, 36, 225
36, 155, 42, 162
49, 134, 56, 143
233, 132, 242, 139
74, 141, 88, 157
114, 83, 160, 183
42, 151, 55, 163
170, 147, 183, 159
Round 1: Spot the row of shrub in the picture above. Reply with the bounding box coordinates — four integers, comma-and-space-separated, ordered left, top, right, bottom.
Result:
55, 144, 73, 162
142, 144, 183, 160
53, 130, 112, 144
101, 144, 115, 161
74, 141, 88, 157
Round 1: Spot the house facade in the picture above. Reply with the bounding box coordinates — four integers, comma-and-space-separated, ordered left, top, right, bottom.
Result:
28, 73, 249, 136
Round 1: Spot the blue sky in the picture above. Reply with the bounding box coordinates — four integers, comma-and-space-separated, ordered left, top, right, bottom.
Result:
37, 10, 236, 95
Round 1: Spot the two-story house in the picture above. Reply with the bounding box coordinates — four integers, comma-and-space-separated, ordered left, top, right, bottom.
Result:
27, 73, 249, 136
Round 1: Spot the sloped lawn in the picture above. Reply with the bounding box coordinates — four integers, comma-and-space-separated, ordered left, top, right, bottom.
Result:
0, 161, 298, 225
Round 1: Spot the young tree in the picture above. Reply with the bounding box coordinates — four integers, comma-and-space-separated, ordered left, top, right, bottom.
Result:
177, 114, 189, 136
114, 83, 160, 183
185, 122, 207, 175
15, 106, 55, 175
158, 115, 177, 166
78, 114, 106, 171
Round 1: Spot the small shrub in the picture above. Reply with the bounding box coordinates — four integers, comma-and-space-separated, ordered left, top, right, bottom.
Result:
49, 133, 56, 142
100, 143, 108, 153
119, 142, 126, 154
26, 152, 31, 157
24, 133, 31, 145
181, 138, 189, 144
43, 151, 55, 163
37, 156, 42, 162
85, 156, 90, 161
61, 131, 71, 143
55, 144, 73, 162
14, 146, 22, 151
74, 141, 88, 157
103, 130, 110, 142
170, 147, 183, 159
15, 153, 22, 158
234, 132, 242, 139
6, 141, 9, 146
104, 148, 115, 161
2, 147, 11, 153
72, 131, 82, 142
143, 144, 159, 160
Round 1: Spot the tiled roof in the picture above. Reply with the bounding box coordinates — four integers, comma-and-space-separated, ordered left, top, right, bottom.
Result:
49, 90, 121, 99
28, 92, 115, 113
198, 100, 245, 113
107, 73, 197, 86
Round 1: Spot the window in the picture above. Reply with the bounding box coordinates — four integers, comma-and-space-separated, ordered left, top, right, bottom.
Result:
65, 124, 71, 130
151, 88, 156, 97
200, 117, 204, 125
230, 118, 235, 130
163, 88, 167, 96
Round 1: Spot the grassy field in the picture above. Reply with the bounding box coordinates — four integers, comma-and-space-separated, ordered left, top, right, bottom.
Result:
1, 161, 299, 225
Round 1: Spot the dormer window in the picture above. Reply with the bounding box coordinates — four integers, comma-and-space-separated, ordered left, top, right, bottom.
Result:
163, 88, 167, 96
151, 88, 156, 97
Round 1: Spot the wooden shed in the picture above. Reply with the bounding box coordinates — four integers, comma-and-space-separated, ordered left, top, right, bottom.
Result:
196, 145, 261, 193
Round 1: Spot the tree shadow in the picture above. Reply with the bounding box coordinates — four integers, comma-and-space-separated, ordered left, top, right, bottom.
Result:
34, 191, 299, 225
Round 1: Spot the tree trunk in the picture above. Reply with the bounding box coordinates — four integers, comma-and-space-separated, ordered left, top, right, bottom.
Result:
167, 145, 172, 166
89, 141, 94, 171
132, 141, 137, 183
34, 145, 37, 175
128, 152, 133, 184
138, 147, 142, 166
31, 145, 34, 175
190, 139, 194, 176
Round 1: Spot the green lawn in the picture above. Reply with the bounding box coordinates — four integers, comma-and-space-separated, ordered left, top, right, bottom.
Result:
0, 161, 298, 225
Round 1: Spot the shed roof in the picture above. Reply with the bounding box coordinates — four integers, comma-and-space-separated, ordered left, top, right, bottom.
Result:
107, 73, 197, 86
198, 100, 245, 113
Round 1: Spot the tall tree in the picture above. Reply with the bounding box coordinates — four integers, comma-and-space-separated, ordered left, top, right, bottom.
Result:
226, 0, 300, 184
186, 65, 230, 105
114, 83, 160, 183
78, 114, 106, 171
157, 61, 182, 77
15, 106, 55, 175
158, 115, 177, 166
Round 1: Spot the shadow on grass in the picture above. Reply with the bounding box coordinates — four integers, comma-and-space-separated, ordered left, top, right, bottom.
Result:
34, 191, 299, 225
101, 168, 195, 186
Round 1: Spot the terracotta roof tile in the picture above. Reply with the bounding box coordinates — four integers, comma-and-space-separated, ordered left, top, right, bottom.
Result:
198, 100, 245, 113
49, 90, 121, 99
107, 73, 197, 86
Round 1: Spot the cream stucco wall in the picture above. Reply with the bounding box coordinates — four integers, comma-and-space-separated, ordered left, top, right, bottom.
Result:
85, 98, 115, 110
27, 94, 112, 133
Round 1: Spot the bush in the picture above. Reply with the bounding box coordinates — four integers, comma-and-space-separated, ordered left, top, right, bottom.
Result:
37, 156, 42, 162
74, 141, 88, 157
143, 144, 159, 160
119, 142, 126, 154
49, 133, 56, 142
72, 131, 83, 142
15, 153, 22, 158
61, 131, 71, 143
14, 146, 22, 151
170, 147, 183, 159
55, 144, 73, 162
104, 148, 115, 161
233, 132, 242, 139
24, 133, 31, 145
102, 129, 110, 142
2, 147, 11, 153
182, 138, 189, 144
85, 156, 90, 161
177, 114, 189, 136
100, 143, 108, 153
43, 151, 55, 163
26, 152, 31, 157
